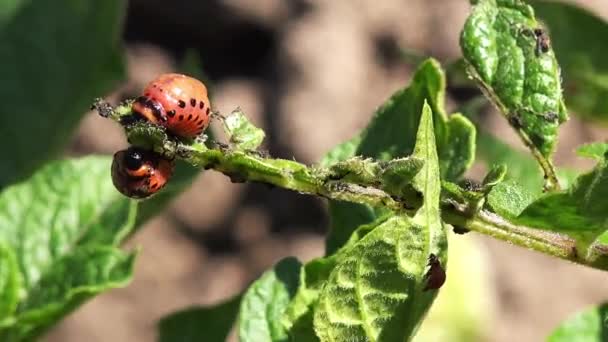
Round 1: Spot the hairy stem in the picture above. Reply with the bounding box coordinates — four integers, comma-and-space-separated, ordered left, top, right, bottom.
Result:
96, 100, 606, 271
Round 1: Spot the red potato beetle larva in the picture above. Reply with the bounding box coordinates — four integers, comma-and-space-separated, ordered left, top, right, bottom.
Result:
132, 73, 211, 139
111, 147, 174, 199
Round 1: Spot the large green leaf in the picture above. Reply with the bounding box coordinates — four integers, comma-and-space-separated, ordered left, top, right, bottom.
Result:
517, 154, 608, 253
547, 303, 608, 342
0, 156, 137, 340
2, 246, 135, 341
461, 0, 568, 158
0, 242, 20, 322
158, 295, 242, 342
313, 103, 447, 341
238, 258, 302, 342
530, 0, 608, 122
0, 0, 125, 187
323, 59, 475, 254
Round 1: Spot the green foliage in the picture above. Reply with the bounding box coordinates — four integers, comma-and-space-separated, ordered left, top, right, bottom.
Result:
461, 0, 567, 158
158, 295, 242, 342
486, 180, 536, 218
313, 103, 447, 341
223, 109, 266, 150
4, 0, 608, 340
239, 258, 302, 342
547, 303, 608, 342
324, 59, 475, 254
0, 157, 137, 341
531, 0, 608, 122
517, 152, 608, 252
0, 0, 125, 187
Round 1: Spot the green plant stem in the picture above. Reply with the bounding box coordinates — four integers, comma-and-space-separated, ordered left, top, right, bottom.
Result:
178, 143, 405, 211
181, 142, 607, 270
96, 101, 606, 271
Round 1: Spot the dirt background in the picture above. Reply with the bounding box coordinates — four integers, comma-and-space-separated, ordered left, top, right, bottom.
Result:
47, 1, 608, 341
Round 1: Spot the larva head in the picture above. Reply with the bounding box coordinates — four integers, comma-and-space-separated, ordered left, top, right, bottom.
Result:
111, 147, 174, 199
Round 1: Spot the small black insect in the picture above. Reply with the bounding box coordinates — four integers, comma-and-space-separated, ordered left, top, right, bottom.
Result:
423, 254, 446, 291
543, 111, 559, 123
508, 113, 524, 128
533, 28, 551, 56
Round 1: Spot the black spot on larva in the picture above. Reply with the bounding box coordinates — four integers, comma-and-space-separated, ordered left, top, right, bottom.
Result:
190, 98, 196, 107
179, 115, 184, 121
197, 119, 204, 126
188, 114, 193, 121
206, 107, 210, 115
178, 100, 186, 108
167, 110, 176, 117
199, 101, 204, 109
144, 92, 150, 97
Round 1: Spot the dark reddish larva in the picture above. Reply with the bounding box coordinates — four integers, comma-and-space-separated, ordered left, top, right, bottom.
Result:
111, 147, 174, 199
132, 73, 211, 139
423, 253, 446, 291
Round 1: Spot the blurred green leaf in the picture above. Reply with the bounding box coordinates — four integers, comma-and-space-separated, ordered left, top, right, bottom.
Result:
2, 246, 135, 341
0, 156, 137, 340
314, 103, 447, 341
461, 0, 568, 158
547, 303, 608, 342
478, 131, 544, 190
158, 295, 242, 342
239, 257, 302, 342
0, 242, 20, 321
323, 59, 475, 254
531, 0, 608, 122
0, 0, 125, 187
577, 143, 608, 161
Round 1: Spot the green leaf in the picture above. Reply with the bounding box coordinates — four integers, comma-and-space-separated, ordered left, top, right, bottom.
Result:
313, 102, 447, 341
0, 0, 125, 187
282, 216, 394, 341
517, 156, 608, 252
158, 295, 242, 342
577, 143, 608, 161
1, 246, 134, 341
0, 156, 137, 340
0, 156, 135, 287
530, 0, 608, 122
323, 59, 475, 254
482, 164, 507, 188
223, 108, 266, 150
547, 303, 608, 342
461, 0, 568, 158
239, 257, 302, 342
0, 242, 20, 321
486, 179, 537, 218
